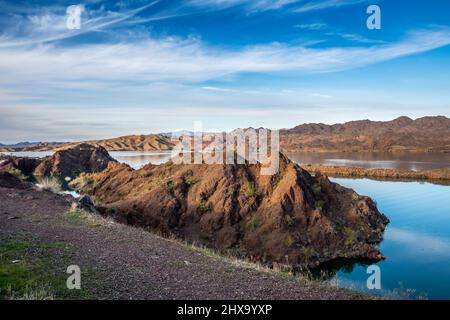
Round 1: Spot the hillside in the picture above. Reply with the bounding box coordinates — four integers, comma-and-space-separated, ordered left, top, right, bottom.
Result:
0, 158, 367, 300
70, 151, 388, 269
280, 116, 450, 153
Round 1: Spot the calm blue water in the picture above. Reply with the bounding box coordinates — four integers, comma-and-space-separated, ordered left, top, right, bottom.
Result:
328, 178, 450, 299
0, 151, 172, 169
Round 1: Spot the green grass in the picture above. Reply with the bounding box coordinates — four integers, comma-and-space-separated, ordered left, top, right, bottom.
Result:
284, 215, 295, 227
246, 212, 261, 230
198, 201, 212, 213
184, 175, 196, 186
343, 227, 357, 245
4, 167, 28, 181
284, 235, 295, 248
243, 181, 255, 197
301, 247, 315, 263
315, 200, 326, 211
67, 209, 112, 228
0, 237, 93, 300
312, 183, 322, 195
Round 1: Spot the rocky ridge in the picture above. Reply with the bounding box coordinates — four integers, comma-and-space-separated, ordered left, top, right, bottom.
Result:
70, 152, 389, 269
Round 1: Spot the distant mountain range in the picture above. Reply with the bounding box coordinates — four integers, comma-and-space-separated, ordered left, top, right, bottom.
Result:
2, 116, 449, 153
280, 116, 450, 153
0, 141, 65, 150
52, 134, 175, 152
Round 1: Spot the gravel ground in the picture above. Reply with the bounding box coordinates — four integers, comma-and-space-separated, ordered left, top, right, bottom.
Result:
0, 185, 368, 300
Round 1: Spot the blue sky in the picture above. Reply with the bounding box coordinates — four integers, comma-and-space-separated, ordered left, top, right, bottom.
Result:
0, 0, 449, 143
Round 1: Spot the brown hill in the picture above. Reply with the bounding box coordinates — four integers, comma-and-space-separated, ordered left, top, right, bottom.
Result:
280, 116, 450, 153
71, 153, 389, 269
0, 134, 174, 152
53, 134, 175, 152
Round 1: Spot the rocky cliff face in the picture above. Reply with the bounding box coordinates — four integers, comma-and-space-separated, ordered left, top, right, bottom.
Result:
34, 144, 115, 181
71, 153, 389, 269
0, 157, 41, 177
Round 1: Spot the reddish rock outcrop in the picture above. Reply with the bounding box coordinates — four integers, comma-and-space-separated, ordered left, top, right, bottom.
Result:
0, 157, 41, 177
34, 143, 115, 181
71, 153, 389, 269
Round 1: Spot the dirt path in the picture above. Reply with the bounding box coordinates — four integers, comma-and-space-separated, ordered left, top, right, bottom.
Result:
0, 185, 367, 300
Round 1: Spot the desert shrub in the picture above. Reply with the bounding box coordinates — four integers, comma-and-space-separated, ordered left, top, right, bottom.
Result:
167, 180, 177, 191
335, 184, 344, 192
198, 201, 212, 213
284, 235, 295, 248
284, 215, 295, 227
315, 200, 325, 211
247, 212, 261, 230
343, 226, 356, 245
36, 177, 62, 194
184, 175, 196, 186
243, 181, 255, 197
302, 247, 315, 262
5, 168, 27, 181
312, 183, 322, 195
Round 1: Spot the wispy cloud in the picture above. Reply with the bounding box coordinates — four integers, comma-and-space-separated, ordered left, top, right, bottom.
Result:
0, 1, 166, 47
293, 0, 367, 13
188, 0, 366, 12
326, 32, 385, 44
1, 27, 449, 86
294, 22, 328, 30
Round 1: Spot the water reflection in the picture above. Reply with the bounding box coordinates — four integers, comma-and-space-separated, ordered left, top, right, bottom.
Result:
286, 151, 450, 171
109, 151, 172, 169
326, 177, 450, 299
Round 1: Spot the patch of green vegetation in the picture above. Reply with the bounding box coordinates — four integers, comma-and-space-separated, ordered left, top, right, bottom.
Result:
67, 210, 108, 228
301, 247, 315, 262
343, 226, 357, 245
243, 181, 255, 197
167, 180, 177, 191
4, 167, 28, 181
184, 175, 196, 186
312, 183, 322, 195
315, 200, 325, 211
284, 235, 295, 248
0, 237, 93, 300
246, 212, 261, 230
198, 201, 212, 213
284, 215, 295, 227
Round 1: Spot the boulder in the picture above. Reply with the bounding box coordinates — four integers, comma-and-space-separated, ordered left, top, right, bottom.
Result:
70, 195, 98, 214
0, 157, 41, 177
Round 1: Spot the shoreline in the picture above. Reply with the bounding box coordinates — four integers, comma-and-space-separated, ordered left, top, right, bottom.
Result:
303, 164, 450, 185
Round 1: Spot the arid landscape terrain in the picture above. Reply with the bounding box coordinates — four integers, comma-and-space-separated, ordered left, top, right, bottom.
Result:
0, 143, 386, 299
3, 116, 449, 154
2, 115, 450, 300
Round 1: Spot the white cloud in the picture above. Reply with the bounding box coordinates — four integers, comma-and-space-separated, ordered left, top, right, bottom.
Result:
189, 0, 367, 12
0, 1, 164, 48
294, 23, 328, 30
293, 0, 366, 13
326, 32, 385, 44
1, 27, 449, 86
